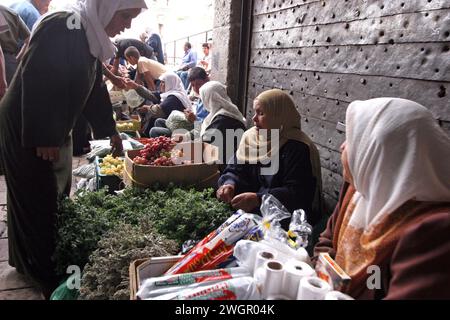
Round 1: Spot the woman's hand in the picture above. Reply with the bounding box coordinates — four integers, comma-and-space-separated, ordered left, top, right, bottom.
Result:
110, 134, 123, 157
217, 184, 236, 204
124, 78, 140, 90
231, 193, 260, 213
111, 76, 127, 90
184, 110, 197, 123
36, 147, 60, 162
137, 105, 151, 113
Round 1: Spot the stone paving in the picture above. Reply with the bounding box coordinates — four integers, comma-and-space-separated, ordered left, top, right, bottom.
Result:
0, 156, 88, 300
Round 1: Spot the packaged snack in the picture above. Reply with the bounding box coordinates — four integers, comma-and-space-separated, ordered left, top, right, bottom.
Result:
315, 253, 351, 292
164, 211, 261, 275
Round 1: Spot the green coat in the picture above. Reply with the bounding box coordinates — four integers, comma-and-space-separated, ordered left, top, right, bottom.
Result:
0, 11, 117, 294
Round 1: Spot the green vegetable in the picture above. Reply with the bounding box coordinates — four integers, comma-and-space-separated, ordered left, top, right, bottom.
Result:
79, 219, 178, 300
55, 186, 233, 277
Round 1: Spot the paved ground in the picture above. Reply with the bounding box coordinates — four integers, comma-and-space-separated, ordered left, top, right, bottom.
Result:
0, 156, 88, 300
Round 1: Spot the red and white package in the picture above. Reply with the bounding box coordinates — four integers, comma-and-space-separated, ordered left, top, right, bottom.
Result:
165, 212, 261, 275
137, 267, 250, 300
150, 277, 261, 300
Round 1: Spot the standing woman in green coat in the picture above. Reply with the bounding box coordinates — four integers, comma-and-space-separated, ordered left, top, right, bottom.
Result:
0, 0, 147, 298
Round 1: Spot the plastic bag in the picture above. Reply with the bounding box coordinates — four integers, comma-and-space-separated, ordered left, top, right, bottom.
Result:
50, 275, 80, 300
137, 267, 250, 300
72, 163, 96, 179
166, 110, 194, 132
245, 194, 292, 242
119, 133, 144, 150
123, 89, 145, 110
287, 210, 313, 249
150, 277, 261, 300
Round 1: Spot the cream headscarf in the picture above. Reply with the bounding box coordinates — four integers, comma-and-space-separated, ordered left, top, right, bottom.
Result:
159, 71, 191, 109
73, 0, 147, 62
236, 89, 323, 215
199, 81, 246, 137
346, 98, 450, 230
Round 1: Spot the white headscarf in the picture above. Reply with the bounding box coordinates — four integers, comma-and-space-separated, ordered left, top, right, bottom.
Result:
346, 98, 450, 230
199, 81, 246, 137
159, 71, 191, 109
73, 0, 147, 62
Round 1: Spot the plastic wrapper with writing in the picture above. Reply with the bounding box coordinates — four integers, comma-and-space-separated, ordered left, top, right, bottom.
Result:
150, 277, 261, 300
137, 267, 250, 300
164, 211, 261, 275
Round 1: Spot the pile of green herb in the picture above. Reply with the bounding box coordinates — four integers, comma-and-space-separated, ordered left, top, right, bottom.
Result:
79, 219, 178, 300
55, 186, 233, 276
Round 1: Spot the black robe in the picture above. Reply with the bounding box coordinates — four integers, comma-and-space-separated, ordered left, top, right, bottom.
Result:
0, 12, 117, 294
218, 140, 320, 226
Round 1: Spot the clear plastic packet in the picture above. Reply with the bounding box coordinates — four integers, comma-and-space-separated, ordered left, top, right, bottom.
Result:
179, 240, 199, 255
137, 267, 250, 300
122, 89, 145, 110
164, 211, 261, 275
287, 210, 313, 249
150, 277, 261, 300
245, 194, 292, 242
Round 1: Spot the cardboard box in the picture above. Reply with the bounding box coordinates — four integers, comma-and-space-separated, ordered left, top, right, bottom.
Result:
116, 114, 142, 132
123, 142, 220, 189
129, 256, 181, 300
315, 253, 351, 292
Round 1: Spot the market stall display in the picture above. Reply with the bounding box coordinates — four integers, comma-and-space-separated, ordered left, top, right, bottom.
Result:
127, 195, 354, 301
124, 141, 220, 189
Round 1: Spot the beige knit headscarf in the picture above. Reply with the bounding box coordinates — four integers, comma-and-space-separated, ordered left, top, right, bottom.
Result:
237, 89, 323, 215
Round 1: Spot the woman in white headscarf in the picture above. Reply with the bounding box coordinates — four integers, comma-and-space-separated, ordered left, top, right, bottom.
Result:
0, 0, 146, 299
198, 81, 246, 165
314, 98, 450, 300
217, 89, 322, 227
139, 71, 192, 136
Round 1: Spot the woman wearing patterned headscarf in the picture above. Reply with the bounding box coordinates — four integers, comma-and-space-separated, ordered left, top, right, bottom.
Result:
217, 89, 323, 226
314, 98, 450, 299
0, 0, 146, 298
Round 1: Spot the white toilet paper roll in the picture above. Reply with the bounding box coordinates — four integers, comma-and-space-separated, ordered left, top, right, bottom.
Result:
297, 276, 331, 300
325, 291, 354, 300
266, 294, 291, 300
254, 250, 277, 275
282, 260, 316, 300
262, 260, 285, 299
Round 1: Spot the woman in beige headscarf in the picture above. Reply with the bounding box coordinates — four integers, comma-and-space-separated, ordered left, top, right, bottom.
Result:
0, 0, 147, 299
314, 98, 450, 299
217, 89, 323, 226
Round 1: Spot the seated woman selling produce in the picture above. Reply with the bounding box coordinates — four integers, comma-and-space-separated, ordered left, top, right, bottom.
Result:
136, 71, 191, 136
314, 98, 450, 300
217, 89, 323, 226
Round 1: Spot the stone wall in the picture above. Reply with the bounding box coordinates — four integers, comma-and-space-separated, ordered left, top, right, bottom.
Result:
211, 0, 245, 106
215, 0, 450, 214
